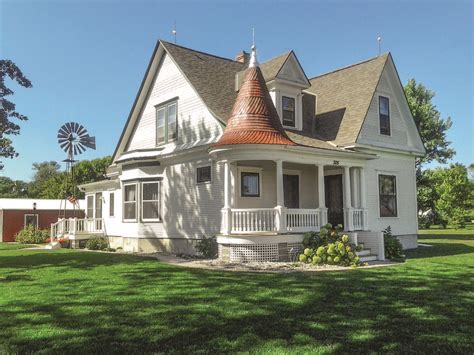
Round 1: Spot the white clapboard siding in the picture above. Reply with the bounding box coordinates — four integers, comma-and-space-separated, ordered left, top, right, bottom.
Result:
364, 153, 418, 236
127, 53, 223, 151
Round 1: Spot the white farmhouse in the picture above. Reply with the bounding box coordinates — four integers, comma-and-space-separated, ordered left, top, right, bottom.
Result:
68, 40, 425, 261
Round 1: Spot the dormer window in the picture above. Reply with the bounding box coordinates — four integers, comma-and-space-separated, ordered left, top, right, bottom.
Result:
282, 96, 296, 127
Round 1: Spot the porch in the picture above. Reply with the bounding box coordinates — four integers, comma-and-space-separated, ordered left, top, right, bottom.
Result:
51, 217, 105, 246
220, 159, 369, 235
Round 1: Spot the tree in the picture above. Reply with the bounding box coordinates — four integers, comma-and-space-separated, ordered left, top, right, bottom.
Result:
29, 161, 61, 198
404, 79, 455, 169
32, 157, 111, 199
0, 176, 30, 198
420, 164, 473, 228
0, 60, 32, 169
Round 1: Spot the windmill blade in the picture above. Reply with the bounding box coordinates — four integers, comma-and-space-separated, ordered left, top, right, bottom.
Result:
76, 143, 85, 154
77, 125, 88, 138
58, 125, 71, 139
65, 122, 74, 134
60, 141, 72, 152
80, 135, 96, 150
73, 144, 79, 156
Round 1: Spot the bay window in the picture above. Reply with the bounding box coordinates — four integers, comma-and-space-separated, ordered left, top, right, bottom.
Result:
142, 182, 160, 221
123, 184, 137, 221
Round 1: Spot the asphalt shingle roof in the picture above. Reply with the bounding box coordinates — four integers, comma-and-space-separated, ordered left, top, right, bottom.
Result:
161, 40, 388, 149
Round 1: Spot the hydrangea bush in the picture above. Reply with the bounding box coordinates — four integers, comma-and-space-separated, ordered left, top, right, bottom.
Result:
299, 223, 361, 267
15, 225, 50, 244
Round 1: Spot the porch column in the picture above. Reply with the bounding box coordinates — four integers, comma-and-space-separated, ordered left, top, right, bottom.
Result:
343, 166, 354, 231
275, 160, 287, 233
359, 167, 369, 230
317, 164, 328, 226
221, 160, 232, 235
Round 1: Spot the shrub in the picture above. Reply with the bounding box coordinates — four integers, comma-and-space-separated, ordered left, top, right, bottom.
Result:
299, 224, 360, 267
85, 236, 108, 250
15, 225, 49, 244
449, 208, 468, 229
195, 236, 217, 258
383, 226, 403, 259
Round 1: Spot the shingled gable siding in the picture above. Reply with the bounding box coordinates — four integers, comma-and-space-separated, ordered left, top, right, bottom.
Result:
127, 54, 223, 151
358, 68, 411, 150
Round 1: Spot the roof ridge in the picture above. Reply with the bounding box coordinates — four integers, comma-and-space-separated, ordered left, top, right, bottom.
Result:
160, 40, 243, 64
309, 52, 390, 81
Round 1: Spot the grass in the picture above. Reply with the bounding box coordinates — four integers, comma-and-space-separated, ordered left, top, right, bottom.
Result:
0, 243, 35, 251
0, 231, 473, 353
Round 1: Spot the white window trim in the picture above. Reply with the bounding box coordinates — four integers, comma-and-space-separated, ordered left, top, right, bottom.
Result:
86, 194, 95, 219
196, 164, 213, 185
281, 95, 297, 129
238, 166, 263, 199
109, 192, 115, 218
123, 182, 138, 222
141, 181, 161, 222
376, 171, 399, 219
156, 100, 178, 146
378, 94, 392, 137
24, 214, 38, 227
283, 169, 302, 209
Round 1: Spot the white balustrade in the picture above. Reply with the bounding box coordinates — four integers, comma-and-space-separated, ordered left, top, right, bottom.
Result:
50, 218, 104, 238
287, 209, 321, 232
351, 209, 365, 231
231, 208, 276, 233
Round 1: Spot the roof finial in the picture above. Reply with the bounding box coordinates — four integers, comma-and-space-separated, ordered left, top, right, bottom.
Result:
249, 28, 259, 68
377, 35, 382, 56
172, 21, 177, 44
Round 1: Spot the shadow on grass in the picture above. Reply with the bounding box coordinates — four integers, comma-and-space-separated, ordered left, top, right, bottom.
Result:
0, 249, 473, 353
406, 242, 474, 259
418, 234, 474, 241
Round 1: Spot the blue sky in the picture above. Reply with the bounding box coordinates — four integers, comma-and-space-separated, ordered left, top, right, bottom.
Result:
1, 0, 472, 181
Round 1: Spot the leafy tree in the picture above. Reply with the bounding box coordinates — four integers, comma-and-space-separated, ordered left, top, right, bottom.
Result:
32, 157, 111, 199
29, 161, 61, 198
0, 60, 32, 169
420, 164, 473, 228
404, 79, 455, 169
0, 176, 30, 197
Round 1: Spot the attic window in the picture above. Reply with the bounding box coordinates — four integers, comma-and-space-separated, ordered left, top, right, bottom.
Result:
282, 96, 296, 127
156, 101, 178, 145
379, 96, 391, 135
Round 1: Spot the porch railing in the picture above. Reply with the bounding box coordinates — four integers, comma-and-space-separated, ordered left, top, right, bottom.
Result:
231, 208, 276, 233
345, 208, 368, 231
51, 218, 104, 238
286, 209, 321, 233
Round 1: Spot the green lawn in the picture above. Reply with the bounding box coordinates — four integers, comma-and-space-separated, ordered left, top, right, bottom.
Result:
1, 231, 473, 353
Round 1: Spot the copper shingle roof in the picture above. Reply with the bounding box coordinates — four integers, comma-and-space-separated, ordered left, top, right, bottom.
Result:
214, 65, 296, 146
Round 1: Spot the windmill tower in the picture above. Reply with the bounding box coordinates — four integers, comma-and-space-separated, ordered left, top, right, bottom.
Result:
57, 122, 96, 218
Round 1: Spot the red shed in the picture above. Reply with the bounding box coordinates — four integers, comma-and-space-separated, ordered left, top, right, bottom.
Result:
0, 199, 85, 242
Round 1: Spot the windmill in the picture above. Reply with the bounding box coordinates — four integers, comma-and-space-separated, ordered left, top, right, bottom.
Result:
57, 122, 96, 218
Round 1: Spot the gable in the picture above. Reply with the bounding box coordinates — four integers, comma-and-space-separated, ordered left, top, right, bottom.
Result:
307, 54, 388, 146
125, 52, 224, 152
274, 52, 310, 87
356, 57, 425, 154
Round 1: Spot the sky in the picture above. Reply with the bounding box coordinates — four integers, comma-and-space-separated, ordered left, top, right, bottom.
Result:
1, 0, 473, 181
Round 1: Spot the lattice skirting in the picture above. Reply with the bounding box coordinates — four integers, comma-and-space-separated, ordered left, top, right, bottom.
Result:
219, 242, 303, 262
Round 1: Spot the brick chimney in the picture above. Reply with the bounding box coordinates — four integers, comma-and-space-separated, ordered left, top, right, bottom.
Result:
235, 50, 250, 64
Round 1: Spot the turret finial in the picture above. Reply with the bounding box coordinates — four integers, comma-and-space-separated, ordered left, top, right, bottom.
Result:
249, 44, 259, 68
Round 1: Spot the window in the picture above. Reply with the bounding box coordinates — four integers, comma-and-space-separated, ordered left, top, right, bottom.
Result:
241, 172, 260, 197
123, 184, 137, 221
156, 101, 178, 145
379, 175, 397, 217
142, 182, 160, 221
87, 195, 94, 218
95, 192, 102, 219
379, 96, 390, 135
109, 192, 115, 217
24, 214, 38, 228
196, 166, 212, 184
282, 96, 296, 127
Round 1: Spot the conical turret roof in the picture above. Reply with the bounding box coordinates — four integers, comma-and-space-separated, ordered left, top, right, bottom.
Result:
213, 47, 296, 147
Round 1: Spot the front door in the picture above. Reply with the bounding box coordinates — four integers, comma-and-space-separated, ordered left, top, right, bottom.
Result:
284, 174, 300, 208
325, 174, 343, 226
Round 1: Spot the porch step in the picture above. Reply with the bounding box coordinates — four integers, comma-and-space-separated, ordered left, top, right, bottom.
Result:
359, 254, 378, 263
356, 249, 371, 256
